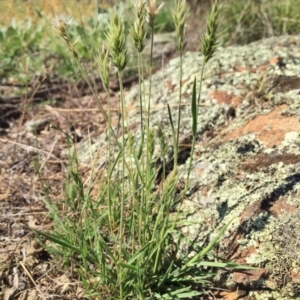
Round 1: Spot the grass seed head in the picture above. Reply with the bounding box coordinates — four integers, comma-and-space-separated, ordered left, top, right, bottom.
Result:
50, 13, 75, 42
200, 0, 219, 63
50, 13, 79, 59
98, 44, 111, 92
106, 12, 128, 71
146, 0, 165, 29
136, 0, 147, 18
131, 0, 147, 52
172, 0, 188, 55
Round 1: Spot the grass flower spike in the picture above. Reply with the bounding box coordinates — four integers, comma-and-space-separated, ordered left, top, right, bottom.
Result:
98, 44, 111, 92
172, 0, 188, 166
50, 13, 75, 42
106, 12, 128, 72
201, 0, 219, 63
131, 0, 147, 53
146, 0, 165, 28
173, 0, 188, 55
50, 13, 78, 59
136, 0, 147, 18
185, 0, 220, 193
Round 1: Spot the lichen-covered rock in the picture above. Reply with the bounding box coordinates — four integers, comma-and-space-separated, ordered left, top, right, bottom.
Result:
77, 35, 300, 299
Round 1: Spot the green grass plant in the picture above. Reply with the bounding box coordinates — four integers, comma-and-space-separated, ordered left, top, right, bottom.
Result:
34, 1, 255, 299
0, 17, 86, 87
0, 1, 176, 98
220, 0, 300, 45
2, 0, 300, 89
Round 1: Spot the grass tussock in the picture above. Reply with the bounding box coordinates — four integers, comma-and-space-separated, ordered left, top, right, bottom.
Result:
31, 1, 258, 299
0, 0, 297, 298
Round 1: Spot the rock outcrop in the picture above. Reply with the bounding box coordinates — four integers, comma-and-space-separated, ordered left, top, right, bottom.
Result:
77, 35, 300, 299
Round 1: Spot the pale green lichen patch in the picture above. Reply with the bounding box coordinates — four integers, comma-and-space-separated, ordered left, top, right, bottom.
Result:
177, 129, 300, 296
252, 210, 300, 297
178, 132, 300, 296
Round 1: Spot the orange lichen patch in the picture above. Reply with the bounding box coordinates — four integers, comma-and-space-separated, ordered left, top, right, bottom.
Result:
209, 90, 242, 107
231, 244, 258, 264
223, 105, 300, 147
234, 66, 247, 73
241, 153, 300, 173
269, 56, 282, 65
232, 268, 268, 286
291, 268, 300, 283
219, 62, 271, 78
164, 79, 175, 92
198, 185, 211, 197
233, 64, 269, 73
231, 96, 242, 108
240, 200, 262, 222
220, 231, 257, 264
269, 198, 296, 217
235, 169, 245, 181
219, 291, 240, 300
252, 64, 269, 73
